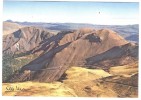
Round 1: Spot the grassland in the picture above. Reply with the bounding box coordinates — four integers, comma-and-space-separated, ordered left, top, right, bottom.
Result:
2, 63, 138, 97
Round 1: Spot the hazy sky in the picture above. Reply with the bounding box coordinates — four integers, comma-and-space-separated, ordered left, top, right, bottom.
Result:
3, 1, 139, 25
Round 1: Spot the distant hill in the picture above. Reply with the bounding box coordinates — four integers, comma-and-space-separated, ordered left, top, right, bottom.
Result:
125, 34, 139, 43
3, 22, 23, 35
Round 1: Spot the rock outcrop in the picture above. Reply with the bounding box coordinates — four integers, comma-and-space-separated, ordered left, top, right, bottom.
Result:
3, 26, 53, 54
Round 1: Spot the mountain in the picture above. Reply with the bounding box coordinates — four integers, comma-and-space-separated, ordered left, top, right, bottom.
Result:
7, 28, 138, 83
3, 22, 23, 35
86, 43, 138, 70
11, 21, 139, 43
3, 26, 54, 55
4, 20, 139, 43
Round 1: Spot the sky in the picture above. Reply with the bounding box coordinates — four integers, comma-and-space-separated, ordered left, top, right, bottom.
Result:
3, 1, 139, 25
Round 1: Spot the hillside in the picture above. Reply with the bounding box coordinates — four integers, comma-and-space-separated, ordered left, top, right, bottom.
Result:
3, 22, 23, 35
3, 62, 138, 97
3, 26, 54, 54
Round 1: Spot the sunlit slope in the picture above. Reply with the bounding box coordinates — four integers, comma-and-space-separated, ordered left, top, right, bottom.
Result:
3, 64, 138, 97
109, 62, 138, 76
2, 81, 77, 96
3, 22, 23, 35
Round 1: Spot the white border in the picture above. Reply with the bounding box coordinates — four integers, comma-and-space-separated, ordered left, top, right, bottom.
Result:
0, 0, 140, 100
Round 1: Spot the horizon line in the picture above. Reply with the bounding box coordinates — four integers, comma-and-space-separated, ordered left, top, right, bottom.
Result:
4, 19, 139, 26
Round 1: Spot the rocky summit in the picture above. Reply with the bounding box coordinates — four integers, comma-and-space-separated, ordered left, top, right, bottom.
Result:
3, 26, 53, 54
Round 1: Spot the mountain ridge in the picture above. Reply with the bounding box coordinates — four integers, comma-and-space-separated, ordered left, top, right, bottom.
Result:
4, 20, 139, 43
5, 28, 138, 83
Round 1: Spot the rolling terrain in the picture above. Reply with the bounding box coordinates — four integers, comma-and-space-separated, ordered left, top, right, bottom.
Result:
2, 22, 139, 97
3, 28, 138, 83
3, 22, 23, 36
3, 61, 138, 97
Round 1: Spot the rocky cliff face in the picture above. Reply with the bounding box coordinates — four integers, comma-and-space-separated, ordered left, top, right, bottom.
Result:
3, 26, 53, 54
6, 28, 138, 83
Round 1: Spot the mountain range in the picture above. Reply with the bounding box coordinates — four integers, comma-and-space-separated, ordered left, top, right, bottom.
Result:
4, 20, 139, 43
2, 21, 138, 97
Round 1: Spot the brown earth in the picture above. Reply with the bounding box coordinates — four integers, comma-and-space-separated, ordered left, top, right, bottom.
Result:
3, 26, 53, 54
3, 63, 138, 97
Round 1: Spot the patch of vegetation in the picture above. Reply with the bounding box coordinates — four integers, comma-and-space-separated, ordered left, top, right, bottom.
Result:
14, 51, 31, 58
2, 53, 38, 82
2, 53, 14, 82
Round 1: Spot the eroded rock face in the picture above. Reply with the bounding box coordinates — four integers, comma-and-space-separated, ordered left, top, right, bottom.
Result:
7, 28, 138, 83
3, 26, 53, 54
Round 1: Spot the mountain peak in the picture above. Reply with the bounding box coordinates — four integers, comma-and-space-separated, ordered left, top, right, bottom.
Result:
6, 28, 136, 83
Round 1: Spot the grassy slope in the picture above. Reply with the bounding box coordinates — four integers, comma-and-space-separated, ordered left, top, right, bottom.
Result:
3, 22, 23, 35
2, 63, 138, 97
